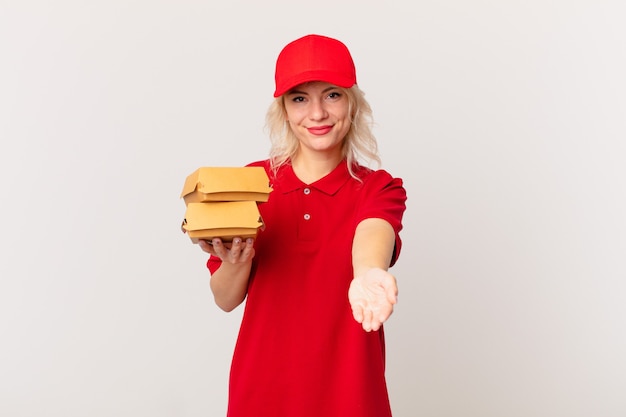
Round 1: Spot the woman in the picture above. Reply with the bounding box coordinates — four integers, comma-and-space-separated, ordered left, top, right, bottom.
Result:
199, 34, 407, 417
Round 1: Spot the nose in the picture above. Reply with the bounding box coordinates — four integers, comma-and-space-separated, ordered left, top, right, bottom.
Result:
308, 99, 328, 121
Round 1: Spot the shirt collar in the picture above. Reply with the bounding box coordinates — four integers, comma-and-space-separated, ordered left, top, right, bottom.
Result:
278, 159, 352, 196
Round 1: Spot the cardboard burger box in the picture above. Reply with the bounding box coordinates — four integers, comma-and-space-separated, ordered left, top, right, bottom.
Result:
180, 166, 272, 204
180, 167, 271, 243
182, 201, 264, 243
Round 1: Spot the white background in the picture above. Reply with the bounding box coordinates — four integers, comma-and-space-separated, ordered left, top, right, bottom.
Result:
1, 1, 625, 416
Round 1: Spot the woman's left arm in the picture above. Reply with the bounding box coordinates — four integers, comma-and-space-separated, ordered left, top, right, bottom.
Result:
349, 217, 398, 332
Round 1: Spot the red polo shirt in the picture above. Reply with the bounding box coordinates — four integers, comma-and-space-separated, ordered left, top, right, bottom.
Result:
208, 159, 407, 417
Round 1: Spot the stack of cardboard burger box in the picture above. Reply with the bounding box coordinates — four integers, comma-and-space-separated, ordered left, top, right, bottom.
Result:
180, 167, 272, 243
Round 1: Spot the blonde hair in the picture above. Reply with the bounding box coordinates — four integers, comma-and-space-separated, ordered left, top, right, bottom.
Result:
265, 85, 381, 180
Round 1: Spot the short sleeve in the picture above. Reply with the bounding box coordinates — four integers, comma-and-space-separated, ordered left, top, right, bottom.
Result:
355, 170, 407, 266
207, 255, 222, 274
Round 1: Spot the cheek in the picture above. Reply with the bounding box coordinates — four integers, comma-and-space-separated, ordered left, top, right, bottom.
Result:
338, 123, 351, 140
284, 108, 301, 124
335, 104, 351, 124
337, 111, 351, 131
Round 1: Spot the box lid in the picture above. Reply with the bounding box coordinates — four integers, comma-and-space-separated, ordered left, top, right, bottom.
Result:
180, 167, 272, 199
182, 201, 264, 232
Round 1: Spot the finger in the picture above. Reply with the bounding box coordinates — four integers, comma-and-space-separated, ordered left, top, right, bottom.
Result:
361, 308, 374, 332
381, 275, 398, 304
231, 237, 242, 250
229, 237, 243, 260
198, 240, 212, 253
240, 238, 255, 260
370, 318, 382, 332
351, 303, 364, 324
212, 238, 227, 258
387, 286, 398, 304
376, 304, 393, 325
370, 304, 391, 332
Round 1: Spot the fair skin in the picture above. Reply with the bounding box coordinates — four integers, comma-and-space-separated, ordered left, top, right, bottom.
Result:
199, 81, 398, 331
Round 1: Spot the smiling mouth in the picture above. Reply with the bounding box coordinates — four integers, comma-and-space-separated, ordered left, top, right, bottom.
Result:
307, 126, 333, 135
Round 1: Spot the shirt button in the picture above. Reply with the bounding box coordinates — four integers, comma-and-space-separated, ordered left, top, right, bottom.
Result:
303, 213, 311, 220
303, 188, 311, 195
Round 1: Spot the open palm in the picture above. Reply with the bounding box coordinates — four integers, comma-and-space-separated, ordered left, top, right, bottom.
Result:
348, 268, 398, 332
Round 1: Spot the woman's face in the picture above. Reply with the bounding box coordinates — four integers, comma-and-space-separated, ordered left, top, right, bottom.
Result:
283, 81, 351, 158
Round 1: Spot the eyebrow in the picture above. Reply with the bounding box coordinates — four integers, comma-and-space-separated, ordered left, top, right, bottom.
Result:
287, 86, 339, 95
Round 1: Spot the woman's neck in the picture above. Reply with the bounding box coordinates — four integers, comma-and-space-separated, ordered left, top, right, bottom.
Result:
291, 152, 343, 184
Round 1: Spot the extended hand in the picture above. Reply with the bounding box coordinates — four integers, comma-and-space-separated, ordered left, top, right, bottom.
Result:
348, 267, 398, 332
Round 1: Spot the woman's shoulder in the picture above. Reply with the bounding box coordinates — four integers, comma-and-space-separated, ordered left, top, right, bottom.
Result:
245, 159, 270, 169
353, 163, 403, 185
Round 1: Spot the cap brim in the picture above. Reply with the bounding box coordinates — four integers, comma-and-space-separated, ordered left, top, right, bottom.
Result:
274, 70, 356, 97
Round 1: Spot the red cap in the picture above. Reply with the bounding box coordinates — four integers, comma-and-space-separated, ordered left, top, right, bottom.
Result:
273, 34, 357, 97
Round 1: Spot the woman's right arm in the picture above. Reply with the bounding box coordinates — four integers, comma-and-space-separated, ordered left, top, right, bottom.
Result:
198, 237, 255, 312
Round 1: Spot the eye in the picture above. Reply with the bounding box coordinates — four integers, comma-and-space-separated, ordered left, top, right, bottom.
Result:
327, 91, 342, 100
290, 95, 306, 103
